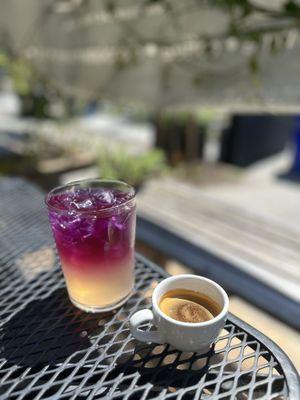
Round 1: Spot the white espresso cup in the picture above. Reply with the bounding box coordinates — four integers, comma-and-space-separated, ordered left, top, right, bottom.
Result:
130, 275, 229, 353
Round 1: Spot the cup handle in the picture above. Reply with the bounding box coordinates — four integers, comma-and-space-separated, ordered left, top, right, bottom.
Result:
130, 309, 165, 344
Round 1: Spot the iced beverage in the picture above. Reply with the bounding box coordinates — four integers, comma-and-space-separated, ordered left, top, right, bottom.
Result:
46, 179, 136, 312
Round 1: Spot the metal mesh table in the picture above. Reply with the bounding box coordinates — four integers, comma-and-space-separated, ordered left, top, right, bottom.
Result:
0, 178, 298, 400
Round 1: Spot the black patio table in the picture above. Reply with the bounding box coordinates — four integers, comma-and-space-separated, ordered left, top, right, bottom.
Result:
0, 177, 298, 400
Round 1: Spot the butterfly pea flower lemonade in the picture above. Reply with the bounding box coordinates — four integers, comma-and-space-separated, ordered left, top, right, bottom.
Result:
46, 180, 136, 312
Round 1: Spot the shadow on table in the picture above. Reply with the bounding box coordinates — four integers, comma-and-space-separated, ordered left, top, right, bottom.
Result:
0, 287, 222, 398
131, 345, 213, 389
97, 341, 217, 398
0, 288, 104, 368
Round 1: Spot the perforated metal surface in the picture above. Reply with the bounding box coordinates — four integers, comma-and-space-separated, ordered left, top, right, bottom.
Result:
0, 178, 298, 400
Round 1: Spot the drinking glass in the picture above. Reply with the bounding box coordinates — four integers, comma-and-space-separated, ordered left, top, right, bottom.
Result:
45, 179, 136, 312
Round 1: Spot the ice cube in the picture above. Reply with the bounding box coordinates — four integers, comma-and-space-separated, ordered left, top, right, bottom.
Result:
108, 219, 123, 245
92, 190, 114, 207
114, 191, 133, 206
111, 215, 126, 231
72, 198, 94, 210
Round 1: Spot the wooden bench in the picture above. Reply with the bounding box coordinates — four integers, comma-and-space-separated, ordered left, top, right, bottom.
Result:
137, 178, 300, 329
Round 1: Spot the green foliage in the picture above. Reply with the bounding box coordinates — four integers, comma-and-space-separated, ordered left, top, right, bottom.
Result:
105, 0, 116, 14
0, 52, 33, 95
2, 0, 299, 99
249, 54, 259, 75
284, 0, 300, 14
98, 147, 167, 187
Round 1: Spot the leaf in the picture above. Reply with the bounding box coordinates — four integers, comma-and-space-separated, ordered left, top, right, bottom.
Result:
105, 0, 116, 14
192, 73, 204, 86
0, 52, 8, 67
249, 54, 259, 74
284, 0, 300, 14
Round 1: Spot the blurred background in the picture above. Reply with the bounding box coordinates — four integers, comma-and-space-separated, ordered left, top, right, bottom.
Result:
0, 0, 299, 367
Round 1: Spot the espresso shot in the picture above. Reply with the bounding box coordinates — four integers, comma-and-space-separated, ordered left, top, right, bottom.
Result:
159, 289, 221, 323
